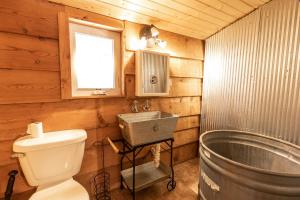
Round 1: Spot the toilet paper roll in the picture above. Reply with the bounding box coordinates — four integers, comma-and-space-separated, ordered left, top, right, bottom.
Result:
27, 122, 44, 138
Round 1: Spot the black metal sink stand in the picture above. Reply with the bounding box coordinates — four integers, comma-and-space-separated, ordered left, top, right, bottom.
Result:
109, 138, 176, 200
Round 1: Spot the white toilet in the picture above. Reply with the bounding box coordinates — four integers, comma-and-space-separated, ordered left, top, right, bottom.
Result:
13, 129, 89, 200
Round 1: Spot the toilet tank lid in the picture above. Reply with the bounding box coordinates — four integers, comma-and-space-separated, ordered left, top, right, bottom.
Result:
13, 129, 87, 153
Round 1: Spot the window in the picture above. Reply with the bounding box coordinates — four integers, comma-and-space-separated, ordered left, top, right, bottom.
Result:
72, 31, 115, 89
63, 17, 121, 97
69, 20, 121, 97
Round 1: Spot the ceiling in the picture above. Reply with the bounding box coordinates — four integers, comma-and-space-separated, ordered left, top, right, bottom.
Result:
49, 0, 271, 39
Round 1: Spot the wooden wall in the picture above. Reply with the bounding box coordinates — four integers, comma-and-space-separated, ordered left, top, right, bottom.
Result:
0, 0, 204, 199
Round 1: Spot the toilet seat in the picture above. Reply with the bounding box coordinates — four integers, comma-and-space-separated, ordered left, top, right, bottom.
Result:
30, 178, 89, 200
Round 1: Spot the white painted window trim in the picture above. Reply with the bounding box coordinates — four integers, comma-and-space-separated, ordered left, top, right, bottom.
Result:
68, 18, 121, 97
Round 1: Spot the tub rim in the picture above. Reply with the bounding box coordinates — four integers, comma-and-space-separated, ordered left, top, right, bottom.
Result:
200, 129, 300, 178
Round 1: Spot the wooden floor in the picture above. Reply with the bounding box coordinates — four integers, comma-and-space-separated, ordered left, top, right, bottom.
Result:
110, 158, 199, 200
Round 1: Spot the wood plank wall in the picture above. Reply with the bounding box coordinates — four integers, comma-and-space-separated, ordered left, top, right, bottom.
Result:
0, 0, 204, 198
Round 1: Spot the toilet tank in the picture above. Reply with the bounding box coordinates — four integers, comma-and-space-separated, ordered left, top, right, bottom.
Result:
13, 129, 87, 186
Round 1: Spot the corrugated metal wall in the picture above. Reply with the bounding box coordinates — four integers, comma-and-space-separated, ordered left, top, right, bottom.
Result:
201, 0, 300, 145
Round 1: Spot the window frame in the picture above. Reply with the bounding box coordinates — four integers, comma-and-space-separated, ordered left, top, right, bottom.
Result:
58, 12, 123, 99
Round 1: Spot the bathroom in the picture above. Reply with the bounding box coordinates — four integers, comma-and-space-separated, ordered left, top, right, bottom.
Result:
0, 0, 299, 199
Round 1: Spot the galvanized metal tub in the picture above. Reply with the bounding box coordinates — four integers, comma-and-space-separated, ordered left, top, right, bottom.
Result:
199, 130, 300, 200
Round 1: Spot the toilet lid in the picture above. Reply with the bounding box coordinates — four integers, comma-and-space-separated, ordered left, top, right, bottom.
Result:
30, 179, 89, 200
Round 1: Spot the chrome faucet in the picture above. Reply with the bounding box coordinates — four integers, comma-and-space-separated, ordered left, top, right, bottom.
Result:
131, 100, 139, 113
143, 99, 151, 112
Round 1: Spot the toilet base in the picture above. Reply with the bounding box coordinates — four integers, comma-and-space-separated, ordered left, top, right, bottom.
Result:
30, 178, 89, 200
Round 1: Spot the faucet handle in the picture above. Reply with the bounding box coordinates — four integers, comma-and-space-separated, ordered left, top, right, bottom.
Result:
143, 99, 151, 112
131, 100, 139, 113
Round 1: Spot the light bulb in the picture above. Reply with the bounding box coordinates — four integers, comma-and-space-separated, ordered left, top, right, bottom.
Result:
158, 40, 167, 48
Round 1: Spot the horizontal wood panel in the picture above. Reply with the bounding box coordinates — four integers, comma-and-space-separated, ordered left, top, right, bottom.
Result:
152, 97, 201, 117
175, 115, 200, 131
96, 98, 131, 127
0, 32, 59, 71
165, 142, 198, 165
125, 21, 204, 60
173, 128, 199, 147
0, 141, 15, 167
0, 0, 62, 39
0, 69, 61, 104
169, 78, 202, 97
172, 142, 198, 164
96, 126, 122, 141
125, 75, 202, 98
0, 99, 97, 141
124, 51, 203, 78
169, 57, 203, 78
80, 145, 126, 174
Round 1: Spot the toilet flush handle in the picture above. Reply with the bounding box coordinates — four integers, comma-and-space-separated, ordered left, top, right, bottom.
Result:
11, 153, 25, 158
